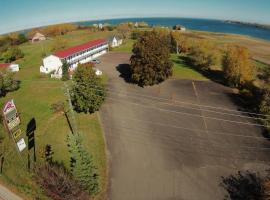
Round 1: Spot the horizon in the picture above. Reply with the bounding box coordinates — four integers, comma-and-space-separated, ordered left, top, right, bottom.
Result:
1, 0, 270, 34
1, 16, 270, 36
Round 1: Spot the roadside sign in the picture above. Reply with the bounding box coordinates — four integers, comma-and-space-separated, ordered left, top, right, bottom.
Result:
2, 100, 20, 132
13, 129, 22, 140
16, 138, 26, 152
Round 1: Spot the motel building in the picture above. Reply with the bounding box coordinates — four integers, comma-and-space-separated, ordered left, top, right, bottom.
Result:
40, 39, 109, 78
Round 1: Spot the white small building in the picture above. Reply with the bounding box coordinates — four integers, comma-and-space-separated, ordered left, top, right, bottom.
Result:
31, 32, 46, 43
0, 63, 20, 72
108, 36, 123, 48
40, 39, 109, 78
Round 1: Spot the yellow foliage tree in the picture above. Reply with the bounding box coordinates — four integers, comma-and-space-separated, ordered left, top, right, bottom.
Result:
222, 45, 254, 88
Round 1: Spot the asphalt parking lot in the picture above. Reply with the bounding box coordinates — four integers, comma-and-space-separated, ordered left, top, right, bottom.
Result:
98, 52, 270, 200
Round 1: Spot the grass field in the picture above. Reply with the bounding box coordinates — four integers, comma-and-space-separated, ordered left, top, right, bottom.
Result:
0, 29, 112, 199
171, 54, 208, 80
112, 39, 135, 53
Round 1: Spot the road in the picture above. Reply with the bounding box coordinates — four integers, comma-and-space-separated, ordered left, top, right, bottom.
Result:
0, 184, 22, 200
98, 52, 270, 200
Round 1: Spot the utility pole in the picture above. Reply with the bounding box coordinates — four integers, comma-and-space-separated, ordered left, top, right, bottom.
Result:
64, 82, 78, 135
176, 41, 179, 54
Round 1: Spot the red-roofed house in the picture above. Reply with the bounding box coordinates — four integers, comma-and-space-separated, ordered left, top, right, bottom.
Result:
40, 39, 109, 78
0, 63, 20, 72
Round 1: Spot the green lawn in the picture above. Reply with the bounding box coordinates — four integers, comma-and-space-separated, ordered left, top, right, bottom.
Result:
0, 30, 109, 199
112, 39, 135, 53
171, 54, 208, 80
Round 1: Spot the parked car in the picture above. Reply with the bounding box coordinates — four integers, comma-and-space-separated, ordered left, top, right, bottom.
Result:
93, 68, 102, 76
92, 59, 101, 64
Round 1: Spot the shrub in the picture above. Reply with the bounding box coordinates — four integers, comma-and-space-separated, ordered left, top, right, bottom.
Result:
71, 63, 106, 113
130, 30, 173, 86
259, 88, 270, 131
0, 71, 20, 97
2, 46, 24, 62
51, 38, 67, 52
221, 171, 265, 200
34, 163, 89, 200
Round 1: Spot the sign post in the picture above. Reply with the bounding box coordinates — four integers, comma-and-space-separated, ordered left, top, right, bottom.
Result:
2, 100, 20, 133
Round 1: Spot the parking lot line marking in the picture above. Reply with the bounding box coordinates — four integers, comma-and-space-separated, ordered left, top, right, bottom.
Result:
192, 81, 209, 135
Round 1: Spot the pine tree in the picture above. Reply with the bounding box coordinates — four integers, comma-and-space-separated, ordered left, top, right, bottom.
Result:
67, 132, 99, 196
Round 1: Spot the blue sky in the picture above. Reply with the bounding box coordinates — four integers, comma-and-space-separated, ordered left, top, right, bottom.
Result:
0, 0, 270, 34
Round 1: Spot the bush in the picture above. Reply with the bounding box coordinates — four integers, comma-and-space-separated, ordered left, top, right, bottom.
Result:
1, 47, 24, 62
189, 40, 219, 70
0, 71, 20, 97
221, 171, 265, 200
67, 132, 99, 195
259, 88, 270, 131
34, 163, 89, 200
222, 45, 254, 88
130, 31, 173, 86
71, 63, 106, 113
51, 38, 67, 52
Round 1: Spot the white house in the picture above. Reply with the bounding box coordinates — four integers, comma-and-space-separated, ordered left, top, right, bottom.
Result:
108, 36, 123, 48
0, 63, 20, 72
31, 32, 46, 43
40, 38, 109, 78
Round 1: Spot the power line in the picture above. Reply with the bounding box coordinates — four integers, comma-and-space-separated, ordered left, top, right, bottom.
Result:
101, 118, 270, 163
101, 116, 270, 151
104, 87, 266, 121
88, 87, 269, 128
21, 79, 270, 118
100, 109, 269, 141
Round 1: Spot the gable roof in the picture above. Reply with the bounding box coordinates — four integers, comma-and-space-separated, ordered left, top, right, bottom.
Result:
0, 63, 11, 69
54, 39, 108, 59
108, 35, 122, 42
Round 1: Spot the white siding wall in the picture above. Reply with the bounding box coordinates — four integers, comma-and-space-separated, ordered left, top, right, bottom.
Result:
40, 42, 108, 78
40, 55, 62, 74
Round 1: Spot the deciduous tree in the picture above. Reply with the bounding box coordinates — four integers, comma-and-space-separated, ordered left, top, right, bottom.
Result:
222, 45, 254, 88
130, 31, 173, 86
189, 40, 219, 70
71, 63, 106, 113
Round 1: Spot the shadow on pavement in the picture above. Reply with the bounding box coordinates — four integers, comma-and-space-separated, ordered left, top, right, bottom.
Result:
116, 63, 135, 84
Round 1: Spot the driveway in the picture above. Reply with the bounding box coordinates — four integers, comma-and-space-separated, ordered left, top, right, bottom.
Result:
98, 52, 270, 200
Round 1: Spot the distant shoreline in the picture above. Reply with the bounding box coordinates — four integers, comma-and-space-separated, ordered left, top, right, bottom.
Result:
225, 20, 270, 30
2, 17, 270, 41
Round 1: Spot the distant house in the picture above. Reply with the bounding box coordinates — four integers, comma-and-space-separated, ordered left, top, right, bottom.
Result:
40, 38, 109, 78
31, 32, 46, 43
0, 63, 20, 72
108, 36, 123, 48
173, 25, 186, 31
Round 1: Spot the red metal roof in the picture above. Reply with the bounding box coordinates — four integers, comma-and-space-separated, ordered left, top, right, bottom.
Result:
0, 63, 11, 68
54, 39, 108, 59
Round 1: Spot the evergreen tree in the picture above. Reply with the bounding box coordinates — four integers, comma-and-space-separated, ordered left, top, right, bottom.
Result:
130, 30, 173, 86
67, 132, 99, 196
71, 63, 106, 113
61, 61, 69, 81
